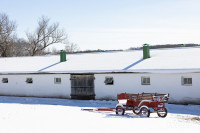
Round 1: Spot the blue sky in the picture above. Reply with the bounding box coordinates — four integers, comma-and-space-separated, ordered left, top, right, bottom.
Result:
1, 0, 200, 50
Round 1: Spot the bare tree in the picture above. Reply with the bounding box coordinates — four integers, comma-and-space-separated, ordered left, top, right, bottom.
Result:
0, 13, 17, 57
50, 47, 59, 55
11, 38, 30, 56
65, 43, 79, 54
26, 16, 67, 56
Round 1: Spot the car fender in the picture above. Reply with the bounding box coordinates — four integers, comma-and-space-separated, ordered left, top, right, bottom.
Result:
139, 105, 149, 112
116, 104, 124, 108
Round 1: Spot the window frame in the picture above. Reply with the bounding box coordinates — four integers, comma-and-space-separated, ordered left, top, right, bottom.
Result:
182, 76, 192, 86
2, 78, 8, 83
54, 77, 62, 84
26, 78, 33, 84
104, 76, 114, 85
141, 76, 150, 85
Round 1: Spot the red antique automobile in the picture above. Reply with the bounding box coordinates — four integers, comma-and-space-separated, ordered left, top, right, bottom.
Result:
116, 92, 169, 117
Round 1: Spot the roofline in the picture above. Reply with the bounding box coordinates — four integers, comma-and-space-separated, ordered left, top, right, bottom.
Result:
1, 68, 200, 75
2, 46, 200, 60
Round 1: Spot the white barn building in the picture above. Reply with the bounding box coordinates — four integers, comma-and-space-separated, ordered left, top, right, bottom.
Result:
0, 46, 200, 104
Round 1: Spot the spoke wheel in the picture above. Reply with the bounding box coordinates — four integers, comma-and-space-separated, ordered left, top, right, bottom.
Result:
116, 106, 125, 115
157, 108, 167, 118
133, 107, 140, 115
140, 107, 150, 117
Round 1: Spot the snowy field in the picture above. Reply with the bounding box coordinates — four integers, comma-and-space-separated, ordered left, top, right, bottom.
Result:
0, 96, 199, 133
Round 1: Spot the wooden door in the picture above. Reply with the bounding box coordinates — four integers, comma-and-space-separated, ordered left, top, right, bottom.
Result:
70, 74, 95, 100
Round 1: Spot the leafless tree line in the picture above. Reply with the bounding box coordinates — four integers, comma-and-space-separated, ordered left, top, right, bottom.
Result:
0, 13, 79, 57
128, 44, 200, 50
0, 13, 16, 57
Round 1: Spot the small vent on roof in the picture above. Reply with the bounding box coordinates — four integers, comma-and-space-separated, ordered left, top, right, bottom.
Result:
143, 44, 150, 59
60, 50, 66, 62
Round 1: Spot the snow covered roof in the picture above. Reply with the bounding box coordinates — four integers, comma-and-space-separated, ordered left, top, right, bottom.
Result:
0, 47, 200, 74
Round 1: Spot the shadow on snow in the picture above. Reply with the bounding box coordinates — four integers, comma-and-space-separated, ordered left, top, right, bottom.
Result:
0, 96, 200, 116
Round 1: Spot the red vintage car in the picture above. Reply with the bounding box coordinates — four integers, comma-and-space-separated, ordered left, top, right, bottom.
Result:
116, 92, 169, 117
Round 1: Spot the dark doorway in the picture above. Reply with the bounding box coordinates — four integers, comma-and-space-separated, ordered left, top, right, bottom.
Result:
70, 74, 95, 100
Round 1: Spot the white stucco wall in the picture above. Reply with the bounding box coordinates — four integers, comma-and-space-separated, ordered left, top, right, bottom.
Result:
0, 73, 200, 104
0, 74, 71, 98
94, 73, 200, 104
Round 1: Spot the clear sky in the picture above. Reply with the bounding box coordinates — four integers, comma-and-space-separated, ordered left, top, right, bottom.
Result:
1, 0, 200, 50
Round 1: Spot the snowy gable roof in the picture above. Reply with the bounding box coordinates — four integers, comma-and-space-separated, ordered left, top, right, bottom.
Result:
0, 47, 200, 74
42, 51, 142, 73
129, 47, 200, 73
0, 55, 59, 73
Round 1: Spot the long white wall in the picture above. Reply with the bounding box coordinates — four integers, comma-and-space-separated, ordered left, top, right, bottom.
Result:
0, 74, 71, 98
94, 73, 200, 104
0, 73, 200, 104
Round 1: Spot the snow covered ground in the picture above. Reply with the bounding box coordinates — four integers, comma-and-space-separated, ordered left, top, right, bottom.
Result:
0, 96, 199, 133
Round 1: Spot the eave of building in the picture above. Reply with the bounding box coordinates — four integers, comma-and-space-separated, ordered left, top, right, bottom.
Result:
1, 68, 200, 75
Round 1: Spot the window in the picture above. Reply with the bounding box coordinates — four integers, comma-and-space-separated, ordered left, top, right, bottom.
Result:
182, 77, 192, 86
2, 78, 8, 83
141, 77, 150, 85
54, 77, 61, 84
104, 76, 114, 85
26, 78, 33, 84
